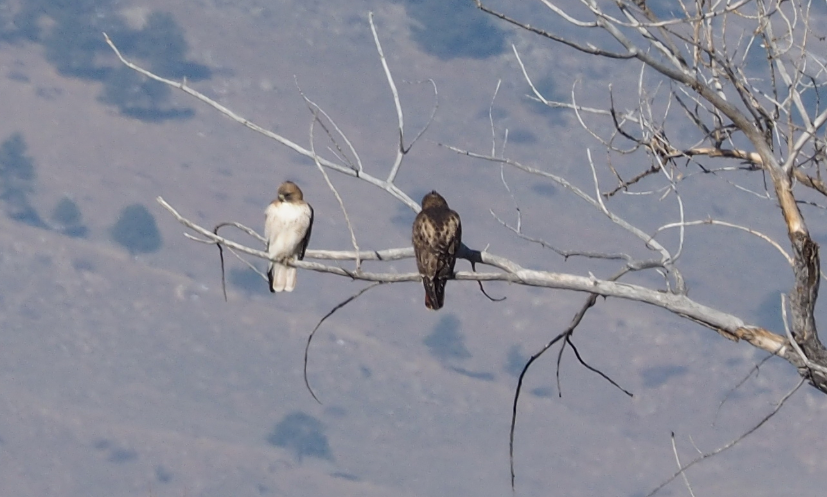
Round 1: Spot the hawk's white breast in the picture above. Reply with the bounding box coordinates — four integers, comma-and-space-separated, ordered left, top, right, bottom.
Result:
265, 201, 312, 259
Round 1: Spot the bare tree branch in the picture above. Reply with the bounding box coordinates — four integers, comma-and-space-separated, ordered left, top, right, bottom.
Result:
103, 30, 420, 212
158, 195, 791, 357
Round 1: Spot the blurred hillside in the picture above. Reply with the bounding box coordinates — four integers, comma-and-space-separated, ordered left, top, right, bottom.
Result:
1, 1, 827, 496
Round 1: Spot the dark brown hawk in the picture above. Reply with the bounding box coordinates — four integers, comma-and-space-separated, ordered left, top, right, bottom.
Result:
412, 191, 462, 310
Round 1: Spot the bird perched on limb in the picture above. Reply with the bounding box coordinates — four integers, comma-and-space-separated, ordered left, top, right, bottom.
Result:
264, 181, 313, 292
412, 191, 461, 310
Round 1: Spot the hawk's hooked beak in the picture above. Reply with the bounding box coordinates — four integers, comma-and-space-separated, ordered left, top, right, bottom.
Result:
278, 193, 286, 202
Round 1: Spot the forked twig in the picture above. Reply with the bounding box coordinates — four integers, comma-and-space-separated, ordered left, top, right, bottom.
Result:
563, 335, 633, 397
511, 268, 632, 489
370, 12, 405, 184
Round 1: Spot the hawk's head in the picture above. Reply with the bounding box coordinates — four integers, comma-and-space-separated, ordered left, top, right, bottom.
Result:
420, 190, 448, 211
277, 181, 304, 203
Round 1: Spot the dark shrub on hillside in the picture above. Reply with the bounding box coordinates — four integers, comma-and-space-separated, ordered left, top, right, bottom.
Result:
110, 204, 162, 254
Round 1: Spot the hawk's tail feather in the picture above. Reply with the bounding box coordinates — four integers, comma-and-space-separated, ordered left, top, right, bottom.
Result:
423, 277, 447, 310
269, 262, 297, 292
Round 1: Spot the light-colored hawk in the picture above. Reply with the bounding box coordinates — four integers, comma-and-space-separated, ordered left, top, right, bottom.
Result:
264, 181, 313, 292
412, 191, 462, 310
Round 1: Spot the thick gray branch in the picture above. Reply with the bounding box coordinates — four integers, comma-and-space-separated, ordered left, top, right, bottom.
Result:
159, 196, 788, 360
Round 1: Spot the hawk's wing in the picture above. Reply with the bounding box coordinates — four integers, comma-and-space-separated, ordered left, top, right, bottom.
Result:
434, 210, 461, 279
298, 205, 314, 260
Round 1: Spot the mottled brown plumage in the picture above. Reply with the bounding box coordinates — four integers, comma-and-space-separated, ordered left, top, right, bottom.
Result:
412, 191, 461, 310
